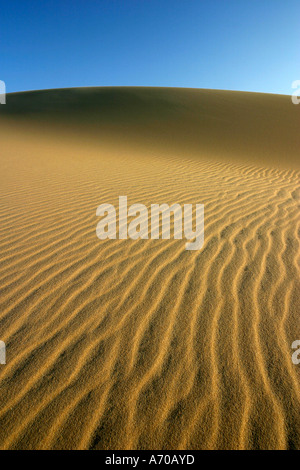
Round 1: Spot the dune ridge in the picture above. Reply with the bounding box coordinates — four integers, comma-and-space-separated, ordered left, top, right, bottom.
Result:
0, 88, 299, 450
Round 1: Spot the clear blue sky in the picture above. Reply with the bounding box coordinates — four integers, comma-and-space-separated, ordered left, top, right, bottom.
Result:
1, 0, 299, 94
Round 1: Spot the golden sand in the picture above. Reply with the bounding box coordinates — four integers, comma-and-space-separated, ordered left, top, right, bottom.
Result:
0, 88, 299, 449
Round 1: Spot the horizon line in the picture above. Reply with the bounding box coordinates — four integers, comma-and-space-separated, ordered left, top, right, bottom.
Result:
6, 85, 291, 97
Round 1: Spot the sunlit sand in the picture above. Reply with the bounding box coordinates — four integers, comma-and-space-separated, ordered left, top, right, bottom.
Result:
0, 87, 299, 449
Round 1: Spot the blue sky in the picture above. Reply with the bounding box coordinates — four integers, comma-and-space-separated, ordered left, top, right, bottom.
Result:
1, 0, 299, 94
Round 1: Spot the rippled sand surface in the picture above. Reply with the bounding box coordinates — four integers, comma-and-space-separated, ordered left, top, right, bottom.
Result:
0, 88, 299, 449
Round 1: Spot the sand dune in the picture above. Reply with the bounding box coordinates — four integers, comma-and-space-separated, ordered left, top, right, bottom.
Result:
0, 87, 299, 450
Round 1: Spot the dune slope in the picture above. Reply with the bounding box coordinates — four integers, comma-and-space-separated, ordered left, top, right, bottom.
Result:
0, 88, 299, 450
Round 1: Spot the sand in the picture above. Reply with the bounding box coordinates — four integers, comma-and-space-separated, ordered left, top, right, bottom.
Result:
0, 87, 299, 450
